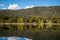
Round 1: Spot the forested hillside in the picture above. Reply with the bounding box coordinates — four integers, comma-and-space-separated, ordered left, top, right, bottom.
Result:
0, 6, 60, 23
0, 6, 60, 17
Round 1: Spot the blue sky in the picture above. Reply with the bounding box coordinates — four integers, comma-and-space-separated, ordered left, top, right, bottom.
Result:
0, 0, 60, 10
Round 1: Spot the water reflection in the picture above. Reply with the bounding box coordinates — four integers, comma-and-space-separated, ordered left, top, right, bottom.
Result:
0, 24, 60, 31
0, 37, 32, 40
0, 24, 60, 39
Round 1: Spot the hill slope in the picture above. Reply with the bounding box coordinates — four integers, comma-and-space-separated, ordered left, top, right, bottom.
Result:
0, 6, 60, 17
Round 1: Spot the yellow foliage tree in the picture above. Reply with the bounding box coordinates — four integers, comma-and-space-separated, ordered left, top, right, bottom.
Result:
17, 18, 23, 23
17, 17, 23, 30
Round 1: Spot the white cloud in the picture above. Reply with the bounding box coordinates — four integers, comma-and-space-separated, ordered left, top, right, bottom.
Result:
7, 37, 15, 40
25, 38, 32, 40
3, 7, 7, 9
25, 6, 30, 9
25, 5, 34, 9
7, 37, 32, 40
0, 4, 4, 6
2, 4, 34, 10
3, 4, 20, 10
7, 37, 20, 40
8, 4, 20, 10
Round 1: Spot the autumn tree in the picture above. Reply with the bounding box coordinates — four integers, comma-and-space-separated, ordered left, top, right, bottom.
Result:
17, 17, 23, 23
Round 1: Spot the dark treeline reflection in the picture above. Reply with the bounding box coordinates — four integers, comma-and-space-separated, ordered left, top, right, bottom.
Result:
0, 24, 60, 40
0, 24, 60, 31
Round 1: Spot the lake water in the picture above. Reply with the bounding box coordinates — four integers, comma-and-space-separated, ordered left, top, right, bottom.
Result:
0, 24, 60, 40
0, 37, 32, 40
